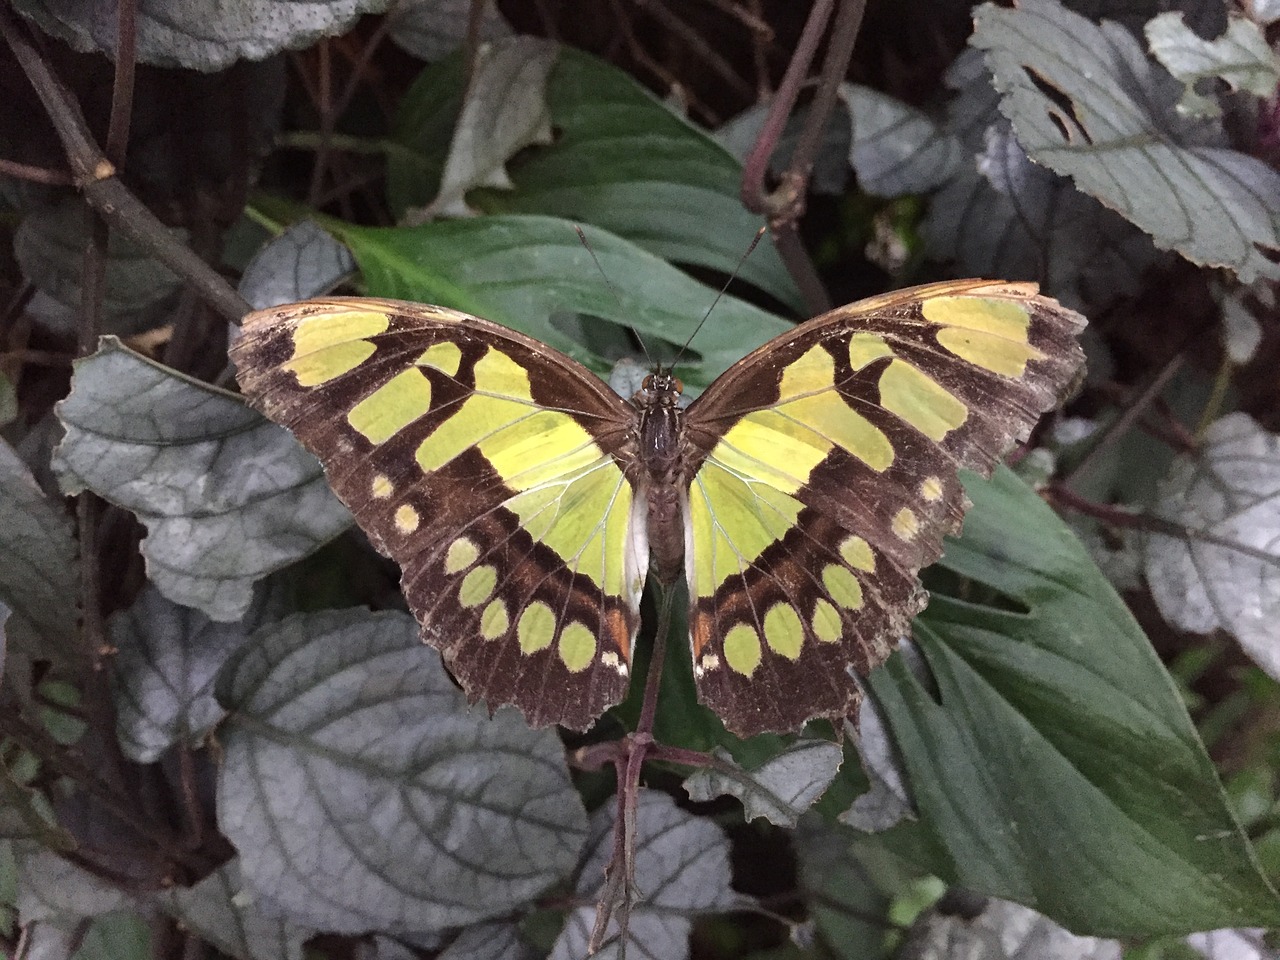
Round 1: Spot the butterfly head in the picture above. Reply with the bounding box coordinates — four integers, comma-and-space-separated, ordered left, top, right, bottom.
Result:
640, 371, 684, 402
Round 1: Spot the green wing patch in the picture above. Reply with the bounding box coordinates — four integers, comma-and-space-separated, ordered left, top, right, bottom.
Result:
682, 280, 1085, 735
232, 298, 644, 730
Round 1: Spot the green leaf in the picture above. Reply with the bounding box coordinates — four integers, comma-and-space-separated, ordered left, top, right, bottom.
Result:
390, 47, 802, 310
13, 198, 183, 335
70, 912, 151, 960
420, 37, 558, 218
9, 0, 387, 71
52, 338, 350, 622
924, 51, 1161, 312
794, 820, 896, 960
867, 466, 1280, 935
550, 790, 742, 960
238, 219, 356, 310
972, 0, 1280, 283
215, 608, 587, 934
16, 848, 132, 922
337, 214, 791, 387
110, 585, 281, 763
1146, 13, 1280, 118
155, 860, 309, 960
436, 923, 538, 960
1144, 413, 1280, 680
683, 740, 843, 828
838, 83, 962, 196
386, 0, 511, 62
0, 439, 79, 669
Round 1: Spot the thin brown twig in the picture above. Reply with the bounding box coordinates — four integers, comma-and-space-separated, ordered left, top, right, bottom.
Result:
1047, 484, 1280, 568
607, 0, 711, 124
104, 0, 136, 166
747, 0, 773, 100
1063, 353, 1186, 486
0, 6, 249, 322
307, 40, 334, 207
740, 0, 832, 214
697, 0, 774, 39
0, 157, 73, 184
331, 14, 394, 124
627, 0, 753, 101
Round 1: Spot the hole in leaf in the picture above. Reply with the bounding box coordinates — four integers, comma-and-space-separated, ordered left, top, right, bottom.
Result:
1022, 67, 1092, 145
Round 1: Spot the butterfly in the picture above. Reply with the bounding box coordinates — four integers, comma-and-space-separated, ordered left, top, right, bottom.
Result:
231, 280, 1085, 736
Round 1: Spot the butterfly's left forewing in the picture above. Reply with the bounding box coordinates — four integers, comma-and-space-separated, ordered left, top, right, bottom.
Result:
682, 280, 1085, 735
232, 298, 646, 730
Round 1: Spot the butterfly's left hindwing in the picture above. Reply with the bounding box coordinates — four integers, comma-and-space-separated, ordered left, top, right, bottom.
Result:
232, 298, 646, 730
682, 280, 1086, 735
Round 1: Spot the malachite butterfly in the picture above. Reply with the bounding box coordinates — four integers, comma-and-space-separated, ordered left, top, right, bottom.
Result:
231, 279, 1085, 736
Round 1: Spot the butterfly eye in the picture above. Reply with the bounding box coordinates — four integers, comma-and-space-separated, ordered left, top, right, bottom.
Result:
672, 377, 684, 393
642, 375, 654, 390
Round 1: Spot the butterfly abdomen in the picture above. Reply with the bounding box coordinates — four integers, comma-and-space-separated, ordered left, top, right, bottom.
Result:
632, 374, 693, 585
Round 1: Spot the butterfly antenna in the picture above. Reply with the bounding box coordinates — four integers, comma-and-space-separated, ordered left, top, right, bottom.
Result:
575, 224, 655, 370
671, 226, 766, 372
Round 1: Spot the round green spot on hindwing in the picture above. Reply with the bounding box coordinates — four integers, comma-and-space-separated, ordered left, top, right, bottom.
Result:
763, 603, 803, 659
812, 599, 842, 643
558, 622, 597, 673
444, 538, 479, 574
723, 624, 762, 676
823, 564, 863, 611
839, 535, 875, 572
480, 600, 508, 639
518, 602, 556, 654
459, 565, 497, 607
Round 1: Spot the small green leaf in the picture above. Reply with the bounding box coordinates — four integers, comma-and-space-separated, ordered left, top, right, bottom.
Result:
419, 37, 558, 218
684, 740, 843, 827
550, 790, 743, 960
338, 215, 791, 387
155, 860, 309, 960
838, 84, 962, 196
973, 0, 1280, 282
1145, 413, 1280, 679
53, 339, 350, 622
111, 585, 282, 763
8, 0, 387, 71
436, 923, 538, 960
71, 911, 152, 960
794, 820, 896, 960
387, 0, 512, 62
238, 220, 356, 310
0, 439, 79, 668
1146, 13, 1280, 118
16, 848, 132, 922
216, 608, 587, 934
868, 466, 1280, 935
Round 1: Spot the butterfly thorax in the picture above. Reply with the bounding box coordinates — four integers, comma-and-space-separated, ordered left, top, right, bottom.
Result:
631, 372, 690, 585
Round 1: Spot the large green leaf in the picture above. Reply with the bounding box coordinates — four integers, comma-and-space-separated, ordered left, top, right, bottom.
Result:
389, 46, 802, 310
337, 214, 790, 387
868, 467, 1280, 935
216, 608, 587, 934
52, 339, 349, 622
